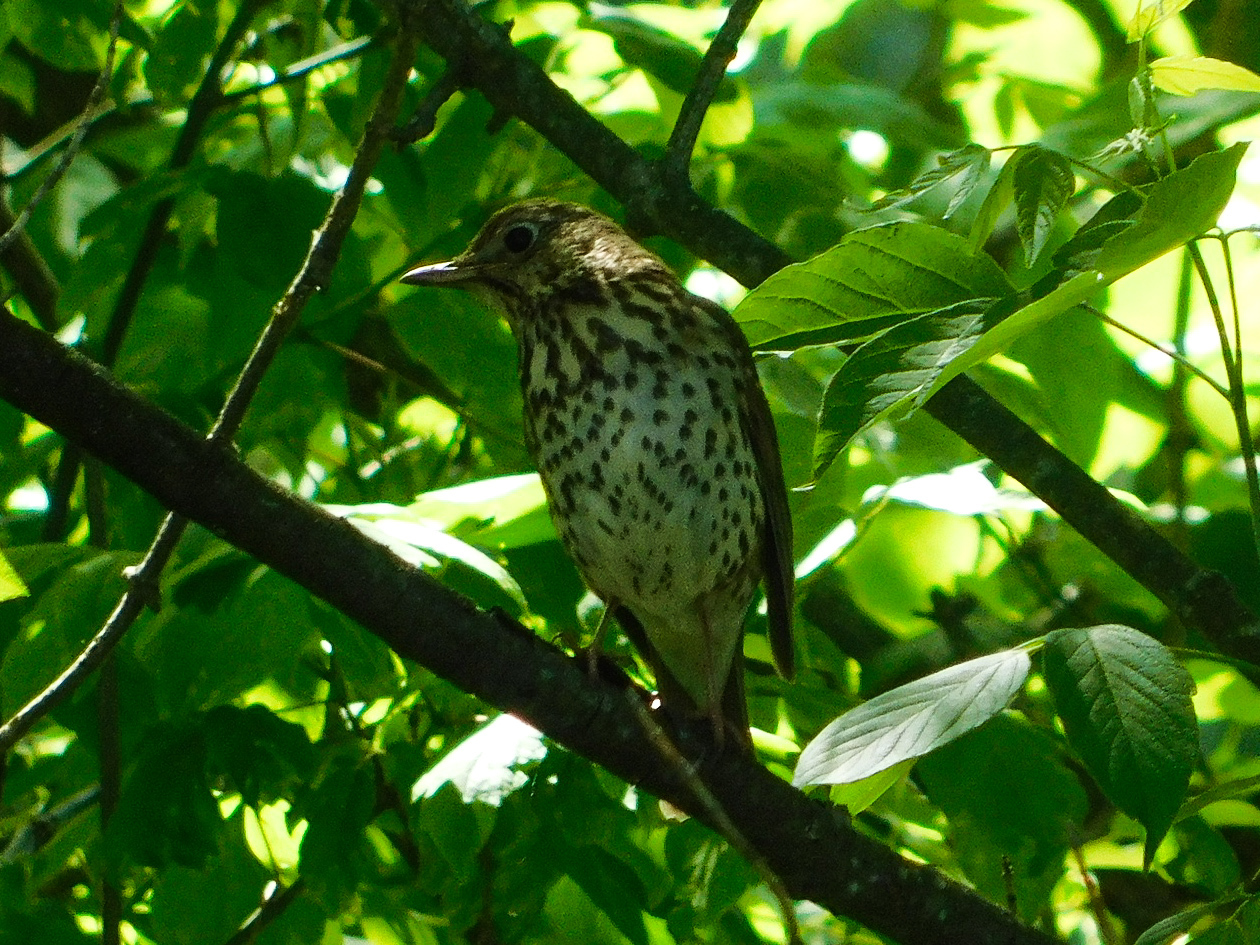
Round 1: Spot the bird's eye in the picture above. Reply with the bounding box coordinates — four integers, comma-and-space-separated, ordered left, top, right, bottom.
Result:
503, 223, 537, 254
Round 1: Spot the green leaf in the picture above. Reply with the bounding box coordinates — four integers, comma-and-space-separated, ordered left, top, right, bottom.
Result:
146, 816, 270, 945
868, 143, 992, 216
1096, 143, 1248, 279
105, 725, 221, 870
415, 783, 495, 883
330, 503, 529, 613
202, 704, 316, 808
917, 715, 1088, 920
736, 221, 1013, 351
813, 296, 1013, 480
1134, 900, 1246, 945
0, 549, 137, 716
144, 0, 219, 102
6, 0, 100, 70
298, 750, 376, 909
564, 846, 650, 945
412, 714, 547, 806
1151, 55, 1260, 96
0, 550, 27, 603
829, 759, 914, 814
912, 147, 1235, 398
407, 474, 554, 550
1126, 0, 1194, 41
1011, 145, 1075, 267
968, 151, 1018, 252
583, 6, 737, 104
793, 646, 1032, 787
1042, 624, 1197, 866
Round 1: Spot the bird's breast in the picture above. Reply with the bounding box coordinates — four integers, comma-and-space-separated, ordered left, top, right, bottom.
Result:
518, 313, 764, 617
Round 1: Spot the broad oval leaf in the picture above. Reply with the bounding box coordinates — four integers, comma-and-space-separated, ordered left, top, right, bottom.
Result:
735, 222, 1013, 350
793, 647, 1032, 788
1151, 55, 1260, 96
1095, 143, 1247, 279
911, 144, 1245, 409
812, 296, 1011, 480
1041, 624, 1197, 867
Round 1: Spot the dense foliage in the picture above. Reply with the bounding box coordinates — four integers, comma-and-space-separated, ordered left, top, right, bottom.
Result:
3, 0, 1260, 943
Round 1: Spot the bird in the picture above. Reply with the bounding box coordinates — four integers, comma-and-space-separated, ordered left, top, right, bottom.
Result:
401, 199, 793, 748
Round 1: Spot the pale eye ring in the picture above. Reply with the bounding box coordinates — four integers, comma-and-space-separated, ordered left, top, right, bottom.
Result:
502, 223, 538, 254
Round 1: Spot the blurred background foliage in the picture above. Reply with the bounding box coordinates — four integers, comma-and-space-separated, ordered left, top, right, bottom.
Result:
2, 0, 1260, 942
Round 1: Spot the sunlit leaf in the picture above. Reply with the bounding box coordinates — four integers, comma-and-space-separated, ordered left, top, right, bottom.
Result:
329, 503, 529, 612
793, 647, 1032, 787
408, 474, 553, 549
1042, 624, 1197, 867
413, 714, 547, 805
828, 759, 914, 814
737, 221, 1013, 351
1096, 143, 1246, 277
1151, 55, 1260, 96
1134, 901, 1247, 945
1126, 0, 1195, 41
0, 550, 28, 602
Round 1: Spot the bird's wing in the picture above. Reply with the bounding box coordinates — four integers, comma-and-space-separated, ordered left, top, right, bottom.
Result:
738, 359, 795, 679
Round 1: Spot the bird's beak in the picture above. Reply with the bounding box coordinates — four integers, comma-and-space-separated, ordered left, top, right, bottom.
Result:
400, 260, 468, 285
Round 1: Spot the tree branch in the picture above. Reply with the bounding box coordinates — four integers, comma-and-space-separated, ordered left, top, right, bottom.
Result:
0, 304, 1059, 945
0, 13, 423, 753
406, 0, 1260, 664
662, 0, 762, 186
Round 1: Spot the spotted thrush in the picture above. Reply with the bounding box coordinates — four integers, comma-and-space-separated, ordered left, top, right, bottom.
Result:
402, 200, 794, 746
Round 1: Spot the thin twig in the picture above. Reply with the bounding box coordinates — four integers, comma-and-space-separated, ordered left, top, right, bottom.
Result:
662, 0, 762, 186
625, 695, 803, 945
40, 0, 264, 559
0, 2, 122, 258
1187, 241, 1260, 563
0, 200, 58, 330
395, 64, 465, 144
2, 36, 380, 184
99, 0, 268, 367
1167, 252, 1194, 540
223, 35, 381, 104
1083, 303, 1229, 399
222, 879, 307, 945
0, 15, 423, 756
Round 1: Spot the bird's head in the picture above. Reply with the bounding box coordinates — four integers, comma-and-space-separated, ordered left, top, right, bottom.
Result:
401, 200, 669, 326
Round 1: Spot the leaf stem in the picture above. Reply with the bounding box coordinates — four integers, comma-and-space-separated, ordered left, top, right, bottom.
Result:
1187, 240, 1260, 564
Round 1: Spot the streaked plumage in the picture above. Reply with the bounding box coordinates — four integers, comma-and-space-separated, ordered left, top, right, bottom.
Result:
402, 200, 793, 746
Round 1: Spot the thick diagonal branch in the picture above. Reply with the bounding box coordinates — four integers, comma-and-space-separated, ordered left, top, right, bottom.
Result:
0, 305, 1060, 945
407, 0, 1260, 665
